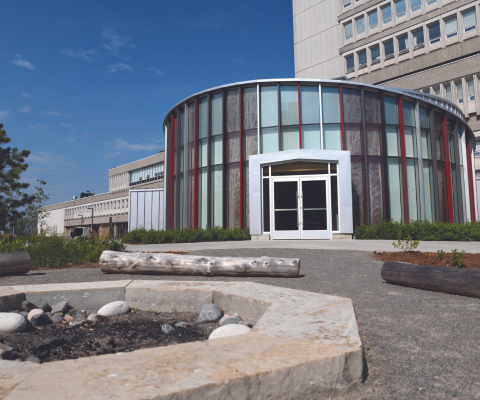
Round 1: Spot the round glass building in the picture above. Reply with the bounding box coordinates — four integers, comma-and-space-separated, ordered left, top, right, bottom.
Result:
162, 79, 478, 240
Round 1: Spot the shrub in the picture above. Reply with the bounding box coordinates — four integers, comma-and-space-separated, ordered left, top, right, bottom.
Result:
121, 226, 250, 245
451, 249, 465, 268
354, 220, 480, 241
392, 235, 419, 252
437, 250, 446, 260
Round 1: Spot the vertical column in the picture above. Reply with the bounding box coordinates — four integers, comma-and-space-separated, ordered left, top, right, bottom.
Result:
183, 103, 189, 229
360, 88, 371, 224
194, 99, 199, 229
452, 123, 464, 223
466, 136, 477, 221
207, 94, 212, 227
429, 110, 440, 222
398, 97, 409, 222
380, 91, 390, 220
277, 84, 281, 151
340, 85, 346, 150
239, 86, 244, 229
442, 115, 454, 222
222, 89, 227, 229
415, 102, 426, 220
169, 114, 176, 230
298, 84, 302, 149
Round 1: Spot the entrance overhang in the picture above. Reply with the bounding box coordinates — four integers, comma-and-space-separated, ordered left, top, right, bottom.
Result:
249, 149, 353, 237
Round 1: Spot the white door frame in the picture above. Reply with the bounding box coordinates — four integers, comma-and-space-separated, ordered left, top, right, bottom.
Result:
299, 176, 331, 240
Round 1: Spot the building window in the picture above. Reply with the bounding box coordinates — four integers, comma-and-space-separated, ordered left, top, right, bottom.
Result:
411, 0, 421, 13
358, 50, 367, 69
321, 87, 342, 150
445, 84, 452, 101
403, 100, 420, 221
426, 0, 437, 6
428, 23, 440, 44
280, 86, 299, 150
260, 86, 279, 153
357, 16, 365, 34
384, 40, 394, 60
433, 86, 440, 96
467, 78, 475, 101
343, 0, 351, 8
210, 92, 223, 228
463, 10, 477, 33
398, 34, 409, 54
396, 0, 406, 18
445, 16, 458, 39
345, 22, 353, 40
419, 106, 435, 222
371, 45, 380, 64
456, 81, 463, 104
129, 163, 164, 186
346, 55, 355, 73
369, 11, 378, 29
300, 86, 320, 149
413, 29, 425, 49
382, 5, 392, 24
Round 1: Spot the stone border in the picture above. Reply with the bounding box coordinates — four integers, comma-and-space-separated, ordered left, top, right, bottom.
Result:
0, 281, 363, 399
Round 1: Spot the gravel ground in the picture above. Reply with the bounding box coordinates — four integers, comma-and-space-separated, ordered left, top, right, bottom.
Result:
1, 248, 480, 399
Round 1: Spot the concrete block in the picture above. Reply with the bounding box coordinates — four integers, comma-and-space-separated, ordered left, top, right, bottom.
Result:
212, 290, 271, 322
250, 234, 270, 241
0, 287, 25, 312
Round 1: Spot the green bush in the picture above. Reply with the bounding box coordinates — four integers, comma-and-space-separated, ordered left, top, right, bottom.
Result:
354, 220, 480, 241
121, 226, 250, 244
0, 234, 126, 268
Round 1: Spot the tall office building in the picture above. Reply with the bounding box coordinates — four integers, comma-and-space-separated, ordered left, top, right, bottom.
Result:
293, 0, 480, 161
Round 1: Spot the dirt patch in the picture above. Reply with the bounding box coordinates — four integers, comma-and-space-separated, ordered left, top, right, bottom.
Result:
373, 251, 480, 269
3, 311, 216, 363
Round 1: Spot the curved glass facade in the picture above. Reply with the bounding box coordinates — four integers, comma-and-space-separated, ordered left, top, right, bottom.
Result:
163, 79, 477, 232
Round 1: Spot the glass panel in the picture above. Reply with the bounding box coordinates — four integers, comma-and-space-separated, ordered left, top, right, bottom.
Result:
358, 50, 367, 65
404, 127, 416, 158
280, 86, 299, 126
243, 87, 258, 130
261, 86, 278, 127
321, 87, 340, 123
413, 29, 424, 46
429, 23, 440, 41
423, 160, 435, 222
445, 17, 458, 36
331, 176, 339, 230
187, 170, 194, 229
364, 91, 381, 124
384, 40, 394, 56
199, 97, 208, 139
188, 102, 195, 143
244, 129, 258, 160
199, 140, 208, 167
366, 124, 382, 156
463, 10, 477, 29
386, 126, 400, 156
261, 127, 279, 153
263, 178, 270, 231
211, 165, 223, 227
451, 167, 459, 223
343, 89, 361, 123
382, 5, 392, 22
388, 158, 403, 222
456, 81, 463, 100
199, 168, 208, 228
369, 157, 385, 224
421, 130, 432, 159
179, 174, 184, 228
467, 79, 475, 97
369, 11, 378, 28
371, 45, 380, 61
227, 131, 240, 163
345, 22, 353, 39
274, 181, 299, 231
406, 159, 419, 221
346, 55, 354, 70
403, 101, 415, 127
281, 126, 300, 150
212, 93, 223, 136
411, 0, 421, 11
345, 124, 362, 155
331, 163, 337, 173
226, 90, 239, 134
437, 162, 448, 222
420, 107, 429, 128
271, 162, 328, 176
351, 157, 365, 226
179, 108, 185, 145
180, 148, 184, 173
357, 17, 365, 34
211, 136, 223, 165
227, 163, 241, 228
323, 124, 342, 150
384, 96, 398, 124
300, 86, 320, 124
396, 0, 406, 17
446, 85, 452, 101
434, 113, 445, 161
398, 35, 408, 51
302, 125, 321, 149
302, 180, 327, 231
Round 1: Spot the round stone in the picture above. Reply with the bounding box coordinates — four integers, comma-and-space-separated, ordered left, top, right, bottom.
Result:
37, 302, 52, 313
27, 309, 44, 322
31, 313, 50, 327
0, 313, 27, 333
19, 311, 28, 318
87, 314, 108, 322
162, 323, 175, 334
175, 321, 188, 328
51, 315, 63, 324
51, 301, 71, 315
69, 318, 87, 327
21, 301, 37, 313
97, 301, 130, 317
221, 317, 243, 326
64, 315, 74, 323
208, 324, 251, 340
197, 304, 223, 324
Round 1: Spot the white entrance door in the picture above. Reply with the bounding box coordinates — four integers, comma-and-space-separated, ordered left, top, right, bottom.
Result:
271, 176, 331, 239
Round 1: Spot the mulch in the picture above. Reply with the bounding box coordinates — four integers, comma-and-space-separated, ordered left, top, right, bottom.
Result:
373, 251, 480, 269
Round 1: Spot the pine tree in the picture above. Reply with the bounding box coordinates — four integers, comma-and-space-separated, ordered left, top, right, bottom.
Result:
0, 124, 35, 231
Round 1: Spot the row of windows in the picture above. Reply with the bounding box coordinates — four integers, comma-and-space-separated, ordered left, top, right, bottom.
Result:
344, 1, 477, 42
65, 199, 129, 220
420, 76, 477, 105
130, 163, 164, 185
345, 8, 478, 73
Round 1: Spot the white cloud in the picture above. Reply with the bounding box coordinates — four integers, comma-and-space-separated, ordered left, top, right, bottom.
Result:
113, 138, 159, 151
101, 27, 136, 55
12, 55, 36, 70
147, 68, 165, 75
61, 48, 97, 61
42, 110, 73, 117
0, 110, 12, 119
29, 124, 47, 130
22, 93, 33, 98
19, 105, 31, 113
27, 151, 75, 173
106, 63, 134, 73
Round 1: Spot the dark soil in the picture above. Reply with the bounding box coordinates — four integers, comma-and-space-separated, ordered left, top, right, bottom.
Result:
3, 311, 216, 363
373, 251, 480, 269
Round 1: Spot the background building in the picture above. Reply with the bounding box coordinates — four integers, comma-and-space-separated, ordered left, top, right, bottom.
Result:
41, 152, 164, 236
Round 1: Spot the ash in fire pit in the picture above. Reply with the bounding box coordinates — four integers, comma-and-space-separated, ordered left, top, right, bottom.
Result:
2, 310, 217, 363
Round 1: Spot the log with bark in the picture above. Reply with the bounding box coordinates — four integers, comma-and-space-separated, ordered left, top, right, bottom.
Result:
0, 251, 32, 275
100, 251, 300, 277
381, 261, 480, 298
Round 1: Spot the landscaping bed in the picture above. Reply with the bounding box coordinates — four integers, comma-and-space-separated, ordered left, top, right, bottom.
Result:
373, 251, 480, 269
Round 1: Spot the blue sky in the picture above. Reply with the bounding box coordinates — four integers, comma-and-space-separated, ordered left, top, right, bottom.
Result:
0, 1, 294, 205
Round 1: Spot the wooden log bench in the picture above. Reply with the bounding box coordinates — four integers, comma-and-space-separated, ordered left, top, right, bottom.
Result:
0, 251, 32, 275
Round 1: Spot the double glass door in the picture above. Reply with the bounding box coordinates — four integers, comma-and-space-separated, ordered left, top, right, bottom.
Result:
271, 176, 331, 239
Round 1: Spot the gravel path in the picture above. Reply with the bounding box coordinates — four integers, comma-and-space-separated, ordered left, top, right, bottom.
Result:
1, 248, 479, 399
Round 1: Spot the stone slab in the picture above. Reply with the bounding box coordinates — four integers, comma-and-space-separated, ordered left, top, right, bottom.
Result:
0, 288, 25, 313
3, 334, 361, 400
0, 360, 39, 399
9, 281, 131, 310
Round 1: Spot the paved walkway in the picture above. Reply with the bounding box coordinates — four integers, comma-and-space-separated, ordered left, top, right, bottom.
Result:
126, 239, 480, 253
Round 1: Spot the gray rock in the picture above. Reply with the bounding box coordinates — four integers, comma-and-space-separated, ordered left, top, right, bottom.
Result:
0, 335, 4, 343
30, 313, 50, 327
87, 314, 108, 322
0, 313, 27, 333
19, 354, 41, 363
197, 304, 223, 324
21, 301, 37, 313
0, 343, 14, 359
221, 317, 243, 326
175, 321, 188, 328
209, 324, 251, 340
97, 301, 130, 317
162, 323, 175, 334
51, 315, 63, 324
69, 318, 87, 327
87, 310, 97, 315
66, 309, 78, 317
75, 311, 87, 319
53, 312, 63, 316
37, 302, 52, 313
27, 309, 44, 322
19, 311, 28, 318
51, 301, 71, 314
45, 312, 53, 320
241, 320, 256, 328
64, 315, 74, 323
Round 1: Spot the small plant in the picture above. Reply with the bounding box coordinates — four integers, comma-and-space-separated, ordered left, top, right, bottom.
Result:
392, 235, 419, 252
451, 249, 465, 268
437, 249, 446, 260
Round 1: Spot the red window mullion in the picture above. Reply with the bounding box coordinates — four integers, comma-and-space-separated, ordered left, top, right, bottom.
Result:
442, 115, 454, 223
398, 98, 409, 223
298, 84, 302, 149
169, 114, 176, 230
466, 137, 476, 221
194, 99, 199, 229
340, 86, 345, 150
239, 87, 244, 229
